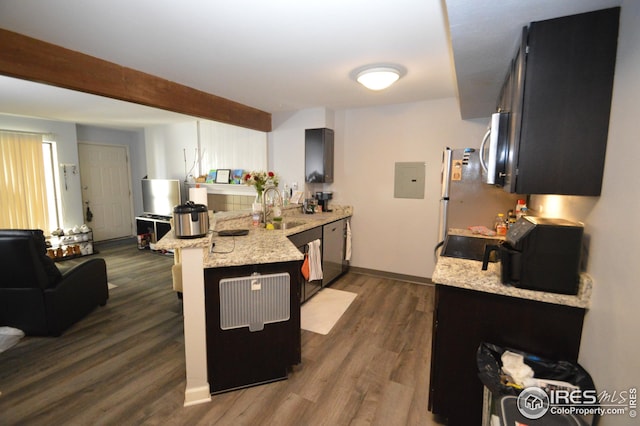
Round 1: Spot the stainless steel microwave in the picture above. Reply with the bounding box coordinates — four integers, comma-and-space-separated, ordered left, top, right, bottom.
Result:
480, 111, 509, 186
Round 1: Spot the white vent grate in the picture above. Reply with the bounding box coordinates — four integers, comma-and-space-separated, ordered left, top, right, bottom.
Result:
219, 272, 290, 332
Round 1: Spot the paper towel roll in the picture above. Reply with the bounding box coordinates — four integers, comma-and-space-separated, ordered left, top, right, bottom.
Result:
189, 187, 208, 207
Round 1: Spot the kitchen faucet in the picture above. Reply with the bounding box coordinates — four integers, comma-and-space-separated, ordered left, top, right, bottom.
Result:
262, 186, 282, 226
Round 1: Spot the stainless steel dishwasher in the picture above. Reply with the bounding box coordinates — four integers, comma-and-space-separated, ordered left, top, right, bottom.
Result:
287, 226, 323, 303
322, 218, 348, 286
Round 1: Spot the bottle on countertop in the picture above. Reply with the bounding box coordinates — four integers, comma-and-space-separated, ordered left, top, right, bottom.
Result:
494, 213, 507, 235
282, 184, 290, 206
507, 209, 517, 228
515, 199, 527, 219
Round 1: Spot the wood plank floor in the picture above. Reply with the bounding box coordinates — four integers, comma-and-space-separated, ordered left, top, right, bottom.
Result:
0, 240, 443, 425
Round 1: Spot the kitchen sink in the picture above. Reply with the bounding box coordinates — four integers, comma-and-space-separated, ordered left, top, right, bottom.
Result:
272, 220, 306, 230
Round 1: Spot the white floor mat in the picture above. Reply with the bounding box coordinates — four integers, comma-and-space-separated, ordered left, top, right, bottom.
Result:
0, 327, 24, 353
301, 288, 357, 335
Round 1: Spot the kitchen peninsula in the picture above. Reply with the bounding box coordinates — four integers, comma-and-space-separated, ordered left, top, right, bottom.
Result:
156, 205, 352, 406
429, 233, 593, 424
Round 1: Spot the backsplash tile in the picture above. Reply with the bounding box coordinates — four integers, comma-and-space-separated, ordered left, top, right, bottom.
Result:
209, 194, 254, 212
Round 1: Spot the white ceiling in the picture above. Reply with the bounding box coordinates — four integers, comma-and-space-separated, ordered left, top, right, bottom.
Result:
0, 0, 622, 129
446, 0, 622, 118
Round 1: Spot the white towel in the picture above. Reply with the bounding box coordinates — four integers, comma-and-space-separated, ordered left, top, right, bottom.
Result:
345, 220, 352, 261
308, 239, 323, 281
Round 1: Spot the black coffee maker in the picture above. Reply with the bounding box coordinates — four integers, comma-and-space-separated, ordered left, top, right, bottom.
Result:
482, 216, 583, 295
315, 191, 333, 212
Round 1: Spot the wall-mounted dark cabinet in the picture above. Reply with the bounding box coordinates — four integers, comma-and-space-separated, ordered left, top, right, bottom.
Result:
305, 128, 334, 183
499, 7, 619, 196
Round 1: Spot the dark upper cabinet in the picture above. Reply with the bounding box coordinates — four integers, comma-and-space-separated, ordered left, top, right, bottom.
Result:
305, 128, 334, 183
500, 7, 619, 196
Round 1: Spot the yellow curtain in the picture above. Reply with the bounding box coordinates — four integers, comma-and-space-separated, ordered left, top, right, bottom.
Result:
0, 131, 50, 231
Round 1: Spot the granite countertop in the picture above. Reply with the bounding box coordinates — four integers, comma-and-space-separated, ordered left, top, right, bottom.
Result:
156, 205, 353, 269
433, 230, 592, 309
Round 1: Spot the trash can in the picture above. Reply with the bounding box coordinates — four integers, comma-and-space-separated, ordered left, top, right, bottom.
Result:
477, 342, 597, 426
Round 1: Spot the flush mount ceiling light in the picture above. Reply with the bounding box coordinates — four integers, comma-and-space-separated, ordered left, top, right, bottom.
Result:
355, 66, 402, 91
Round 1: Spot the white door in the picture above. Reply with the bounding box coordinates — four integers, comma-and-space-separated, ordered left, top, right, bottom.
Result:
78, 143, 133, 241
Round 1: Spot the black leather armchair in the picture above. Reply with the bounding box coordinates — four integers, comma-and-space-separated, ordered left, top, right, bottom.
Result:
0, 229, 109, 336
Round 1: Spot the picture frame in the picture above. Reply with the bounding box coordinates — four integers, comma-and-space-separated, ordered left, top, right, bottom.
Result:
290, 190, 304, 204
231, 169, 244, 184
215, 169, 231, 184
206, 169, 217, 183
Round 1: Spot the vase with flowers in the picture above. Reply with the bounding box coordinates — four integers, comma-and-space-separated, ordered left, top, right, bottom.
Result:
243, 170, 279, 209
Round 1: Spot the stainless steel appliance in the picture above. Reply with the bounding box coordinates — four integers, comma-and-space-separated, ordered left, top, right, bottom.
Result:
437, 147, 521, 255
141, 178, 182, 217
173, 201, 209, 239
315, 191, 333, 212
322, 218, 349, 286
479, 112, 509, 185
482, 216, 583, 295
288, 227, 323, 303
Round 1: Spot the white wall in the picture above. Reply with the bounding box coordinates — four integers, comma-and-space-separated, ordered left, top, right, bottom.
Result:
269, 107, 334, 193
335, 99, 486, 278
144, 121, 198, 181
0, 114, 83, 229
270, 100, 486, 278
0, 115, 151, 230
530, 3, 639, 423
199, 120, 267, 175
146, 120, 268, 185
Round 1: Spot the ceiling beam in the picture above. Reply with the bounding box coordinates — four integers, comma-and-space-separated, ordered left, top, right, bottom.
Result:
0, 28, 272, 132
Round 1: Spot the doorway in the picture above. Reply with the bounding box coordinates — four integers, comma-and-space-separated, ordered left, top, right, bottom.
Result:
78, 143, 134, 241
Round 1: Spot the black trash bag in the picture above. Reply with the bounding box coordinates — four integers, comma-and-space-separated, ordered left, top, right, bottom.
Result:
477, 342, 596, 397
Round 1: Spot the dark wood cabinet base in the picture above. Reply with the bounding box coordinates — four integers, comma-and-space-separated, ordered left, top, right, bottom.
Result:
428, 285, 585, 425
204, 261, 302, 394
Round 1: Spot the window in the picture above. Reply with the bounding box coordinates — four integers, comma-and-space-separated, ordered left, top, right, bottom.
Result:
0, 131, 59, 232
42, 139, 61, 230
